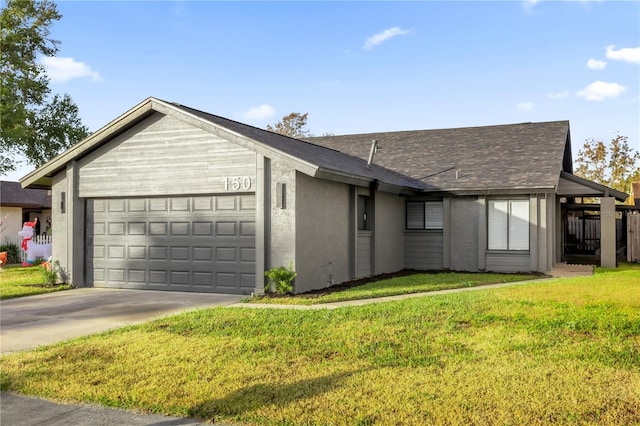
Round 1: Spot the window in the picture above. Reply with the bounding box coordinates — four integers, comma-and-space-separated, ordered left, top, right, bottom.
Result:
406, 201, 443, 230
358, 196, 369, 230
488, 199, 529, 250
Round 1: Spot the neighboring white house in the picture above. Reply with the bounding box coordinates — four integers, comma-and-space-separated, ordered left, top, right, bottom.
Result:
20, 97, 628, 294
0, 181, 52, 245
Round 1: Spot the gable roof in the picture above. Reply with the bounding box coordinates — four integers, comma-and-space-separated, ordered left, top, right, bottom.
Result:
21, 97, 426, 194
306, 121, 574, 194
22, 97, 623, 201
0, 181, 51, 209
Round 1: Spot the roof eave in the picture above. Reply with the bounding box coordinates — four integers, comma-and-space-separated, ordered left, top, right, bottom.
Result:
314, 168, 417, 195
411, 186, 557, 197
559, 171, 628, 202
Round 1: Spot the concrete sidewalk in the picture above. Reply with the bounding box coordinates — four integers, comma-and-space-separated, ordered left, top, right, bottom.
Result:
0, 392, 205, 426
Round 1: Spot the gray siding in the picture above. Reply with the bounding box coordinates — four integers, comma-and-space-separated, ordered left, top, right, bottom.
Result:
373, 191, 405, 275
357, 231, 373, 277
77, 113, 257, 198
295, 172, 351, 293
485, 251, 531, 273
405, 231, 444, 270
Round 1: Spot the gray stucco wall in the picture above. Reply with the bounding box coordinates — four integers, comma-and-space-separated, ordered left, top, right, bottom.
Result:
268, 160, 297, 274
50, 164, 84, 286
373, 191, 405, 275
51, 173, 68, 279
449, 196, 480, 271
295, 172, 351, 293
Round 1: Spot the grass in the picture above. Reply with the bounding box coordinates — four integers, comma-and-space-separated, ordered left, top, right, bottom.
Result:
0, 265, 71, 300
1, 264, 639, 425
250, 272, 540, 305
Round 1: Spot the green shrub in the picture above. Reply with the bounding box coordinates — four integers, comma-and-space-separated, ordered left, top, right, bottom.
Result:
264, 263, 297, 295
40, 259, 62, 286
0, 243, 20, 264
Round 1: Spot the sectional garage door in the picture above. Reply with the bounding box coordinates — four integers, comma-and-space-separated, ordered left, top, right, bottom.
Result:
86, 195, 256, 294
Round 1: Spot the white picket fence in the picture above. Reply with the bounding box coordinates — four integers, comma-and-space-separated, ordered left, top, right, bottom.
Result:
3, 235, 53, 264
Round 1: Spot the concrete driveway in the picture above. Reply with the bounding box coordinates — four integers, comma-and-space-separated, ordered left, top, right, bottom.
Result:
0, 288, 243, 355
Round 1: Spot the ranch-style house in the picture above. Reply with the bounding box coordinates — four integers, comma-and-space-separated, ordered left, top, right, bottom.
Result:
21, 97, 628, 294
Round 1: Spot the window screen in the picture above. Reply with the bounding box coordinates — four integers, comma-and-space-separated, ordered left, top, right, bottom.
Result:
406, 202, 425, 229
406, 201, 443, 230
425, 201, 443, 229
488, 199, 529, 250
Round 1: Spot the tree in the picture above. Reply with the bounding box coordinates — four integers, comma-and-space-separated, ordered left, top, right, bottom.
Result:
0, 0, 89, 174
575, 133, 640, 203
266, 112, 311, 138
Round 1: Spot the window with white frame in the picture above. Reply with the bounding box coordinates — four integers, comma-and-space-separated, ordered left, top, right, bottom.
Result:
406, 201, 443, 230
488, 199, 530, 250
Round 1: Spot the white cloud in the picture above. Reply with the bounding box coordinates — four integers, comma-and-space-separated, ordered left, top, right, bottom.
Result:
586, 58, 607, 70
576, 80, 626, 101
548, 91, 569, 99
516, 102, 534, 111
243, 104, 276, 120
364, 27, 410, 50
605, 45, 640, 64
40, 56, 102, 83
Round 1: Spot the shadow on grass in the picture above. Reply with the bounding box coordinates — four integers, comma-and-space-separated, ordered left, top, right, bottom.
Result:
188, 368, 366, 420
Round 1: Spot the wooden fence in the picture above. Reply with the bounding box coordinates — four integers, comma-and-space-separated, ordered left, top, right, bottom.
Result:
628, 214, 640, 263
566, 217, 623, 253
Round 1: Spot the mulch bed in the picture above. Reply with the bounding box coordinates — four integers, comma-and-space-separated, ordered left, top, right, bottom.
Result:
296, 269, 424, 299
264, 269, 546, 300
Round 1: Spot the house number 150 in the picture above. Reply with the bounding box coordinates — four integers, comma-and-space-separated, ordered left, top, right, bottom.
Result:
223, 176, 252, 191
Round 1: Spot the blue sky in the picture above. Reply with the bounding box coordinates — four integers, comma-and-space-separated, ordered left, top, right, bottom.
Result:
3, 0, 639, 181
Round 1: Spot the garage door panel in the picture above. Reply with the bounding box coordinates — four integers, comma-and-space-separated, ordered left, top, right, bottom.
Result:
240, 247, 256, 263
128, 246, 146, 260
108, 199, 126, 212
128, 199, 147, 212
128, 222, 146, 235
128, 270, 147, 284
87, 195, 255, 294
193, 222, 213, 236
149, 270, 168, 285
194, 247, 213, 261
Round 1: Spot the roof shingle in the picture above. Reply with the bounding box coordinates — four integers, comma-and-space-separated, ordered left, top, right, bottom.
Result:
305, 121, 571, 192
171, 103, 431, 191
0, 181, 51, 208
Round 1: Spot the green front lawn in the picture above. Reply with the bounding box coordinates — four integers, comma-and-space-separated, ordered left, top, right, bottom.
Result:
252, 271, 540, 305
1, 265, 639, 425
0, 265, 71, 300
